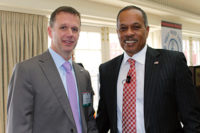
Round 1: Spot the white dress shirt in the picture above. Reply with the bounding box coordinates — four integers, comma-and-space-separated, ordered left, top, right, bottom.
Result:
117, 45, 147, 133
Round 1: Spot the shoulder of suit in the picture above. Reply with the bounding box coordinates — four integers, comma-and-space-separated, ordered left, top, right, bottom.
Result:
100, 54, 123, 67
73, 62, 84, 68
16, 50, 49, 67
150, 46, 182, 56
73, 62, 89, 72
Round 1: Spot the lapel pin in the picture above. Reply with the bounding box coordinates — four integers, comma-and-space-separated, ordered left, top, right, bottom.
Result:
154, 61, 159, 64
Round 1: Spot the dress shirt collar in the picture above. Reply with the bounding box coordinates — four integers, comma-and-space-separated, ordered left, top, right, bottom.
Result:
122, 44, 147, 65
49, 47, 73, 69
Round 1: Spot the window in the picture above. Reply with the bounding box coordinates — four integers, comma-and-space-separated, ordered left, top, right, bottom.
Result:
192, 40, 200, 66
75, 31, 102, 110
182, 39, 190, 66
109, 33, 123, 59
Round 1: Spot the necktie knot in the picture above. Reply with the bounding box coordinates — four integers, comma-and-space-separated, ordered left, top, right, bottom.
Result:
63, 61, 72, 72
128, 58, 135, 67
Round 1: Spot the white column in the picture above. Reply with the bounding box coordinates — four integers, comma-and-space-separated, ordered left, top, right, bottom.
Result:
101, 27, 110, 63
189, 37, 193, 66
152, 30, 162, 49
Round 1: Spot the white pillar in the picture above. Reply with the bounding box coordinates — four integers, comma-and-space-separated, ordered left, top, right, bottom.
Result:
101, 27, 110, 63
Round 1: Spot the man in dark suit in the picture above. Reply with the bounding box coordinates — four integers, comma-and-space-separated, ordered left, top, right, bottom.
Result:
7, 6, 98, 133
96, 5, 200, 133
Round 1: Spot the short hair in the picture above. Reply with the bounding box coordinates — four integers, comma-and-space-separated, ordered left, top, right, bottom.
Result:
49, 6, 81, 27
117, 5, 148, 27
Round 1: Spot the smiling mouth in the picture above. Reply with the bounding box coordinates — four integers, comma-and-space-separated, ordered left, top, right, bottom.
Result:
63, 40, 74, 44
125, 40, 137, 44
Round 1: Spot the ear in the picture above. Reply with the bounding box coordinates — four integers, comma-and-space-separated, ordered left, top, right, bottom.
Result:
116, 28, 120, 39
146, 26, 150, 32
146, 26, 150, 37
48, 26, 53, 39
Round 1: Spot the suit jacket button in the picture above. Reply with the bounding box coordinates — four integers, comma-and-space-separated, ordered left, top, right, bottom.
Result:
70, 128, 74, 133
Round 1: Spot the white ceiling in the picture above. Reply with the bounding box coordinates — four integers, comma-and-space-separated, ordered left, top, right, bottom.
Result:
89, 0, 200, 16
146, 0, 200, 16
87, 0, 200, 24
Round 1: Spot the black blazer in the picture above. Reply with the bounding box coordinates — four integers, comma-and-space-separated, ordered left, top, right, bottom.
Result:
96, 46, 200, 133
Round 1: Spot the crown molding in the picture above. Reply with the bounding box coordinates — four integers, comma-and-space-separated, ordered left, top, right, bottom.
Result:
122, 0, 200, 24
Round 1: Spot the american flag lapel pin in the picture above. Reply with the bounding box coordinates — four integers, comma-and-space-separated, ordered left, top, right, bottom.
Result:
154, 61, 159, 64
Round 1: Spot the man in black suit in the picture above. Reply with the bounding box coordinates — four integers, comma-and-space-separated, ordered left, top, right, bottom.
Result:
96, 5, 200, 133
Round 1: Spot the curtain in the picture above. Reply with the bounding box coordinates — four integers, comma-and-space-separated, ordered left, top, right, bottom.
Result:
0, 10, 48, 133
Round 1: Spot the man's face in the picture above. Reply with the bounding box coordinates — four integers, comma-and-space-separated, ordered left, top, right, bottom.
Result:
117, 9, 149, 57
48, 12, 80, 59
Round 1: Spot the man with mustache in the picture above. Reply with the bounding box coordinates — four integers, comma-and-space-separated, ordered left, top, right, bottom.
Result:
7, 6, 98, 133
96, 5, 200, 133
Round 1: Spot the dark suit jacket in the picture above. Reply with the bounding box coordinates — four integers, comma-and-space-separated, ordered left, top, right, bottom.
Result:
96, 46, 200, 133
7, 50, 98, 133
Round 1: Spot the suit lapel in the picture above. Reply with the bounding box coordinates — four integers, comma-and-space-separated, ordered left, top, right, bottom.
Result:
111, 55, 124, 129
144, 47, 160, 131
38, 50, 75, 125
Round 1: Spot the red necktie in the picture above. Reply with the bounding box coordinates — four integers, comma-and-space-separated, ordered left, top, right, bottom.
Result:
122, 58, 136, 133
